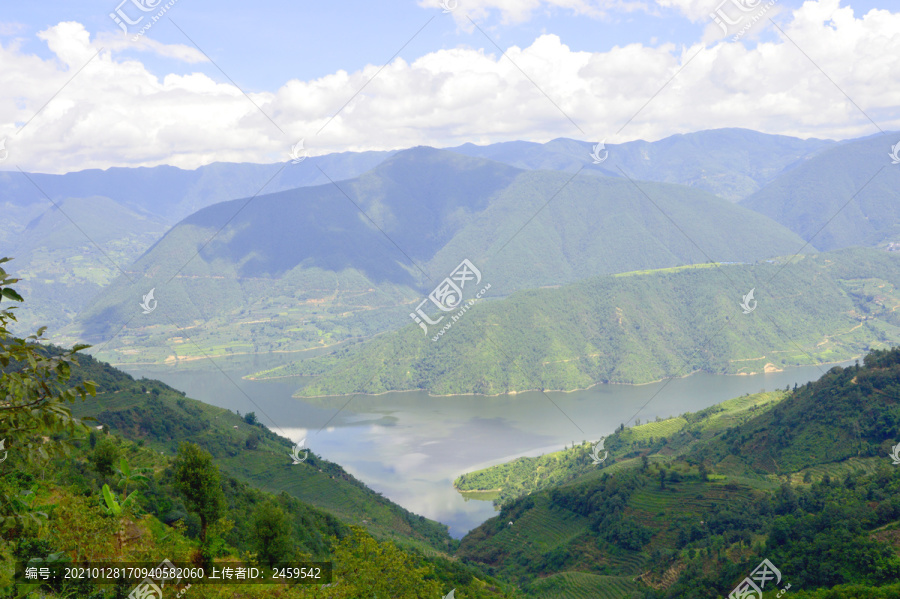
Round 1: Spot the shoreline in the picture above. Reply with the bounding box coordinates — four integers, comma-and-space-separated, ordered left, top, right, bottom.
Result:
288, 357, 858, 400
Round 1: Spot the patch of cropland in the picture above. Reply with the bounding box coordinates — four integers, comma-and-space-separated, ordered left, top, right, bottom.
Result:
257, 247, 900, 396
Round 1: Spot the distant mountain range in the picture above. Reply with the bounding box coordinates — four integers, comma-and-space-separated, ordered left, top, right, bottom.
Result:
62, 145, 811, 364
3, 127, 898, 366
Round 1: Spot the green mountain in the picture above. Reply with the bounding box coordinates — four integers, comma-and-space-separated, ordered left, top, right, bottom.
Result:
452, 348, 900, 598
8, 196, 168, 335
67, 147, 808, 366
741, 132, 900, 250
254, 247, 900, 396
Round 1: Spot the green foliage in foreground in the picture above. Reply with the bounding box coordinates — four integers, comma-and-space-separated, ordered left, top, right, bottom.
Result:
259, 248, 900, 396
0, 257, 97, 464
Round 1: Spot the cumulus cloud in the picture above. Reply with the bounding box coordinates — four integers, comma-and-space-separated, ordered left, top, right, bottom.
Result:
1, 1, 899, 174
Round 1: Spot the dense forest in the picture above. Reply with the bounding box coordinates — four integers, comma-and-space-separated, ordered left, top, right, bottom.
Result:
258, 248, 900, 397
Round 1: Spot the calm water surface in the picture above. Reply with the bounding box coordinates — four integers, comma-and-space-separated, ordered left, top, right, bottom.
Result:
123, 354, 848, 538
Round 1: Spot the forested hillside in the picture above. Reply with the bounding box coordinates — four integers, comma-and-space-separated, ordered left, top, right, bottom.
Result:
258, 247, 900, 396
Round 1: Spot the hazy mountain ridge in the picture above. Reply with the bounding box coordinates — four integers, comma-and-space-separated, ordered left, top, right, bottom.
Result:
740, 132, 900, 250
66, 147, 809, 365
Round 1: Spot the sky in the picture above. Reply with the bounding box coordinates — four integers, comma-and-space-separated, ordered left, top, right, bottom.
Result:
0, 0, 897, 173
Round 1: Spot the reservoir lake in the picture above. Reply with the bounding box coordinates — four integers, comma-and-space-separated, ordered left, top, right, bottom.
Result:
124, 355, 849, 538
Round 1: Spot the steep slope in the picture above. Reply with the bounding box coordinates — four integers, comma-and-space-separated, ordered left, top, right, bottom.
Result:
66, 147, 808, 365
741, 132, 900, 250
62, 349, 455, 552
256, 248, 900, 395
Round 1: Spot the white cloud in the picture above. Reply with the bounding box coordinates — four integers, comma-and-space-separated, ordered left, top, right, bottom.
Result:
1, 2, 899, 174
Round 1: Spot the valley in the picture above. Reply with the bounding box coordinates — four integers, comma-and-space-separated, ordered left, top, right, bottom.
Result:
4, 126, 900, 599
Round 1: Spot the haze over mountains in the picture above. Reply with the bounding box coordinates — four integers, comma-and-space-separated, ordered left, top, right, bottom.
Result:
65, 144, 811, 364
3, 127, 898, 374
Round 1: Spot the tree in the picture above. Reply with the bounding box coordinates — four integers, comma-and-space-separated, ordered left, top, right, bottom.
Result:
0, 257, 96, 463
659, 468, 666, 490
243, 412, 258, 426
172, 442, 225, 542
329, 527, 441, 598
253, 500, 293, 566
89, 438, 120, 476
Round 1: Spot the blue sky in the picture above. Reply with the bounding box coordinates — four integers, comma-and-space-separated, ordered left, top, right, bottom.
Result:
4, 0, 707, 90
1, 0, 898, 172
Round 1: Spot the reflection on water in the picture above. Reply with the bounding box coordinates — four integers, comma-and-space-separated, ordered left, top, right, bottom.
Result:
124, 356, 849, 538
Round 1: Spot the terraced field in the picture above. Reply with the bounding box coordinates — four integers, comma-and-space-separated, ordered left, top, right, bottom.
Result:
529, 572, 643, 599
493, 496, 590, 555
785, 457, 885, 485
616, 418, 688, 443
